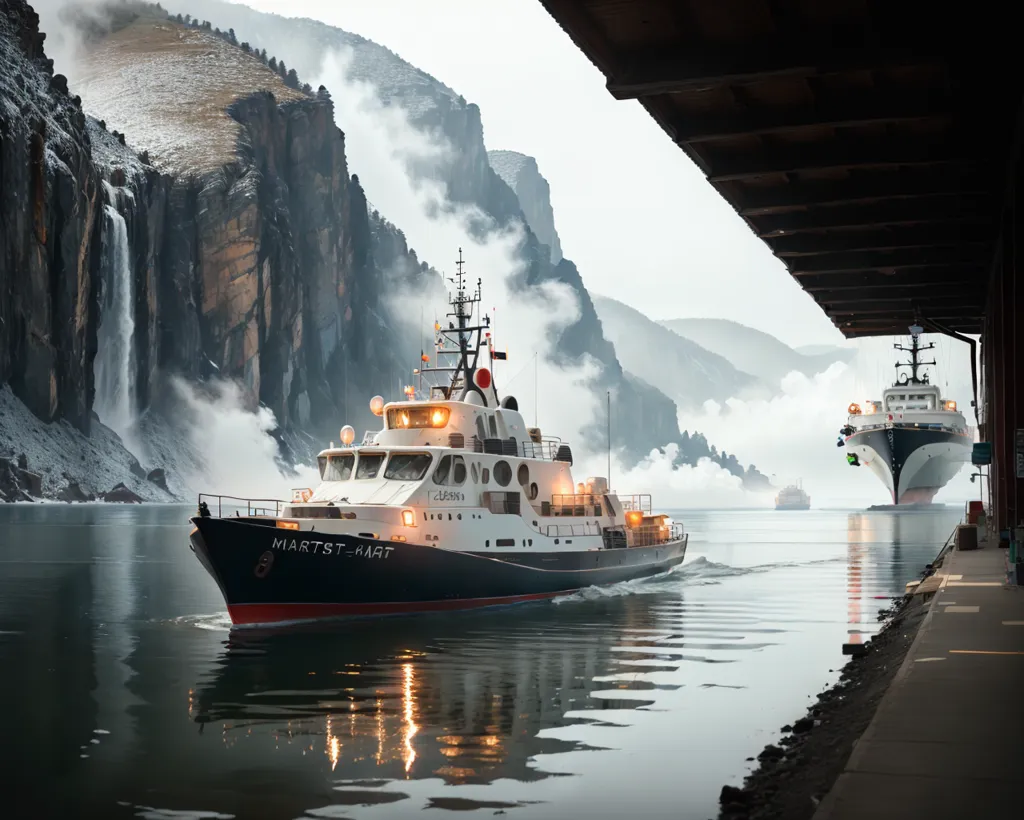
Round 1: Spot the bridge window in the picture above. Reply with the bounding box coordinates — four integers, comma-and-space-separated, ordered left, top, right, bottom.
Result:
355, 453, 385, 479
384, 453, 433, 481
323, 454, 354, 481
387, 405, 450, 429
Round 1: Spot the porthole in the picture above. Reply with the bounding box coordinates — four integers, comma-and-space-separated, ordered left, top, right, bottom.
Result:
494, 460, 512, 487
517, 463, 529, 486
554, 538, 560, 545
470, 462, 479, 483
528, 539, 533, 546
481, 467, 490, 484
448, 513, 452, 520
485, 539, 490, 547
528, 482, 539, 501
457, 513, 462, 520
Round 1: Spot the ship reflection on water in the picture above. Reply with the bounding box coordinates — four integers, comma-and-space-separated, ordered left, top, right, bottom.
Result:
187, 598, 661, 802
0, 504, 965, 820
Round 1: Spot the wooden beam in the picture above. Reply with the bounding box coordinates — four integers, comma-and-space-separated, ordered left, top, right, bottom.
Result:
737, 172, 994, 215
675, 93, 952, 144
825, 301, 984, 317
814, 285, 981, 304
799, 268, 983, 292
707, 138, 974, 182
607, 41, 940, 99
789, 247, 990, 275
768, 226, 994, 257
750, 196, 994, 236
839, 320, 980, 335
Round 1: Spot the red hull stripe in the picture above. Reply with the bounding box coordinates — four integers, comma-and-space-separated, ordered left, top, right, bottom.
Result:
227, 590, 573, 625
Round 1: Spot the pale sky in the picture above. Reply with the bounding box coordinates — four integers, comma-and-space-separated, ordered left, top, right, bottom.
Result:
230, 0, 843, 348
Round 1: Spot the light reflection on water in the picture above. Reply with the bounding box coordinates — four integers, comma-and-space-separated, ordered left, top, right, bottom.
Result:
0, 504, 961, 819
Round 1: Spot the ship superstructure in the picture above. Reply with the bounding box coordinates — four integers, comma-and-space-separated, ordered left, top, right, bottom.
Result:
188, 250, 688, 626
839, 327, 971, 505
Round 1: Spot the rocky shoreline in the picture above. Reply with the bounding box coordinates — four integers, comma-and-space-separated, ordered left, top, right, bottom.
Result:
717, 571, 936, 820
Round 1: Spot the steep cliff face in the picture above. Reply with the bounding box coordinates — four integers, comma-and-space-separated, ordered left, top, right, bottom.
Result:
488, 150, 562, 264
0, 0, 101, 433
74, 14, 399, 440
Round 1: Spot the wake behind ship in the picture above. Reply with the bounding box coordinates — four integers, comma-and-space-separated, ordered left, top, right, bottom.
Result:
189, 250, 688, 626
839, 327, 971, 505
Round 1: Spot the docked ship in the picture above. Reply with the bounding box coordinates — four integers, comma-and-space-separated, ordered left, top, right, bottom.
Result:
189, 250, 689, 626
839, 328, 972, 505
775, 481, 810, 510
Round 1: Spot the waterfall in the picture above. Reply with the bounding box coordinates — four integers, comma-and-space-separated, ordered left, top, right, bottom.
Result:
94, 183, 136, 443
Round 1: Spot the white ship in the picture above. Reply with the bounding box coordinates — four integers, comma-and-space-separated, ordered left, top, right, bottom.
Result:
839, 327, 971, 505
775, 481, 810, 510
189, 250, 688, 626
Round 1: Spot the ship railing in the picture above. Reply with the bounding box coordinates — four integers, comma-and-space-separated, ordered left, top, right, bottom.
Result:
628, 521, 686, 548
620, 494, 653, 514
546, 493, 606, 517
197, 493, 285, 519
519, 437, 564, 460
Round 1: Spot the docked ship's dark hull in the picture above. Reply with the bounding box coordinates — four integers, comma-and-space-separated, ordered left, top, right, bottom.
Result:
846, 426, 970, 505
189, 517, 688, 626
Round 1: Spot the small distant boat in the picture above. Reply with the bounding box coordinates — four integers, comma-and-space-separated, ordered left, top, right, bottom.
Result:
775, 481, 810, 510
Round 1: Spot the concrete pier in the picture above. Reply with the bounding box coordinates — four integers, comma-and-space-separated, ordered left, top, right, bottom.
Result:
814, 542, 1024, 819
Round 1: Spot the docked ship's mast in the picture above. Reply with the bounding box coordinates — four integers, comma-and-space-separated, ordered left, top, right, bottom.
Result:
894, 328, 935, 386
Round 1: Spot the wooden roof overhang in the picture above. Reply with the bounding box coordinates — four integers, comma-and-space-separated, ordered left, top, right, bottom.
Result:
539, 0, 1023, 337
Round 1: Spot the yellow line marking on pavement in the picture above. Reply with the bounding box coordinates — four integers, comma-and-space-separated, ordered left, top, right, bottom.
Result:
914, 657, 946, 663
949, 650, 1024, 656
943, 606, 980, 613
1002, 621, 1024, 626
945, 575, 963, 581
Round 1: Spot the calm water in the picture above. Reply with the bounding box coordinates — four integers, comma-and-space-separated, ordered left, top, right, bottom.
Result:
0, 504, 961, 820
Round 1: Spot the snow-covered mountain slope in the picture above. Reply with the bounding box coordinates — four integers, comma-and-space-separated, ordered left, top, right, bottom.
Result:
593, 296, 768, 408
662, 318, 854, 389
75, 18, 307, 175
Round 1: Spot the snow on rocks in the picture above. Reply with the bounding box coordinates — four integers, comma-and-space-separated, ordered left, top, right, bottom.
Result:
0, 385, 180, 503
74, 20, 307, 177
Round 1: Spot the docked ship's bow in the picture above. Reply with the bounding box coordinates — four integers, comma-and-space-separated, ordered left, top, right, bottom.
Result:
847, 427, 970, 504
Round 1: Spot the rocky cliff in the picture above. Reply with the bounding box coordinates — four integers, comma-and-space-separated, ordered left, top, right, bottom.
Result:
0, 0, 101, 433
488, 150, 562, 264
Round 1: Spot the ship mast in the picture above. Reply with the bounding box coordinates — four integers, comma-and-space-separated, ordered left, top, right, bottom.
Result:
893, 326, 935, 386
417, 248, 495, 404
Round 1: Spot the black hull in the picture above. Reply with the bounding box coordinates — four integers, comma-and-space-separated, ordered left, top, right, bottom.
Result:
848, 426, 968, 504
189, 517, 688, 626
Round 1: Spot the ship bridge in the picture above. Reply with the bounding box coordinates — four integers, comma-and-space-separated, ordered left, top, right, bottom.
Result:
538, 0, 1024, 543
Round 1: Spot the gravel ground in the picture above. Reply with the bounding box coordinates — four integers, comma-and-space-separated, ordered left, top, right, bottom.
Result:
716, 591, 931, 820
